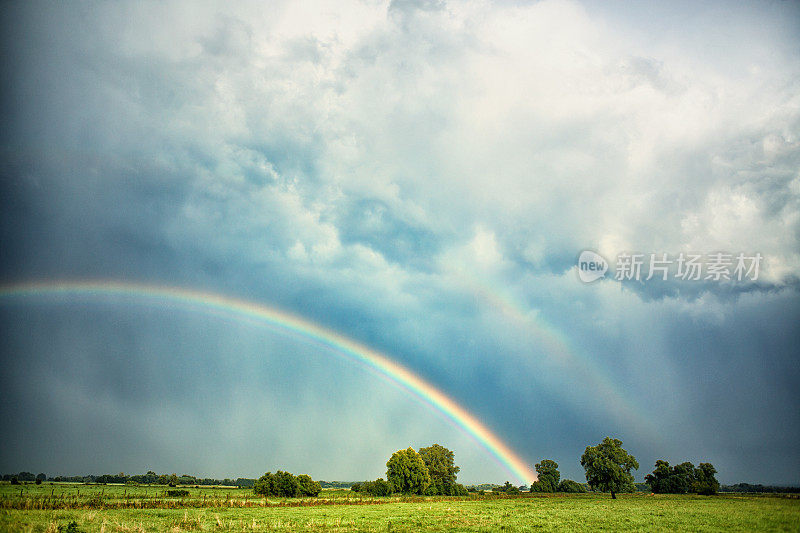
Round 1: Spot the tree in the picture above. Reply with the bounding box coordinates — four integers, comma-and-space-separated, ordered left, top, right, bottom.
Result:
671, 462, 695, 494
692, 463, 719, 495
418, 444, 461, 495
580, 437, 639, 499
530, 459, 560, 492
644, 459, 672, 493
296, 474, 322, 497
386, 447, 431, 495
274, 471, 299, 497
254, 472, 277, 496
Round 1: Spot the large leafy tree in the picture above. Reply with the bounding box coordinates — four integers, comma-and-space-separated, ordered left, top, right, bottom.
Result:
386, 447, 431, 495
644, 459, 673, 493
530, 459, 560, 492
580, 437, 639, 499
296, 474, 322, 497
693, 463, 720, 495
418, 444, 460, 495
671, 462, 696, 493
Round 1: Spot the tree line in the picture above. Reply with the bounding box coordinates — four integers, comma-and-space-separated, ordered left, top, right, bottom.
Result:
250, 437, 718, 499
3, 436, 743, 497
2, 471, 255, 488
719, 483, 800, 494
527, 436, 721, 499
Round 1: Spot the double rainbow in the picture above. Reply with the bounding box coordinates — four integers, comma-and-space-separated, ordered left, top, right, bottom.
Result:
0, 280, 537, 484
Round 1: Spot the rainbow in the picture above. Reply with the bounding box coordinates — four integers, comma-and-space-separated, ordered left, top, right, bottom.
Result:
444, 262, 660, 441
0, 280, 537, 484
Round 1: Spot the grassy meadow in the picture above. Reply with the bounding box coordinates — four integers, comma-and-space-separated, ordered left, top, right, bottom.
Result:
1, 483, 798, 532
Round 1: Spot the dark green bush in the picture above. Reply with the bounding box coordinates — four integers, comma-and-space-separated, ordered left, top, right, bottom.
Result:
352, 478, 394, 496
646, 461, 719, 495
557, 479, 587, 493
58, 521, 80, 533
253, 471, 321, 497
296, 474, 322, 497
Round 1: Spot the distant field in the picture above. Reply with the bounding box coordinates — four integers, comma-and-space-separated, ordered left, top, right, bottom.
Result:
1, 483, 798, 532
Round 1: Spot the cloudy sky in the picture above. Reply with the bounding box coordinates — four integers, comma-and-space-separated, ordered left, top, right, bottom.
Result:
1, 0, 798, 485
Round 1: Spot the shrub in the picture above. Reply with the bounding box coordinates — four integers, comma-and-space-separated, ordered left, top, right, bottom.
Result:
253, 471, 321, 498
645, 460, 719, 495
530, 481, 550, 492
451, 483, 469, 496
167, 489, 190, 497
58, 521, 81, 533
557, 479, 587, 493
352, 478, 394, 496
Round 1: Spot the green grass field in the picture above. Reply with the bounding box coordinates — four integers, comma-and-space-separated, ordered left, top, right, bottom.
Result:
1, 483, 798, 532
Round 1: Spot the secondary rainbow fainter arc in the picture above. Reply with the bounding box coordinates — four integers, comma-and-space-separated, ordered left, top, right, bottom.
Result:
0, 280, 537, 485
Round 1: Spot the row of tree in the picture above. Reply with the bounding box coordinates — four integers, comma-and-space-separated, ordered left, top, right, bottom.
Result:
3, 437, 724, 499
355, 438, 639, 499
1, 471, 255, 487
527, 437, 720, 499
4, 472, 47, 485
720, 483, 800, 494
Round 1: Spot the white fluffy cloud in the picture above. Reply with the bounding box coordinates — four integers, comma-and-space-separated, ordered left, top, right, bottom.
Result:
45, 0, 796, 287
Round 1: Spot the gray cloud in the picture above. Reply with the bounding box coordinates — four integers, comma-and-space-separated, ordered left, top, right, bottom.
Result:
1, 0, 798, 484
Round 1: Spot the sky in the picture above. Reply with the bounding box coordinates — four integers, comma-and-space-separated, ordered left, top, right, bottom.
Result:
0, 0, 798, 486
